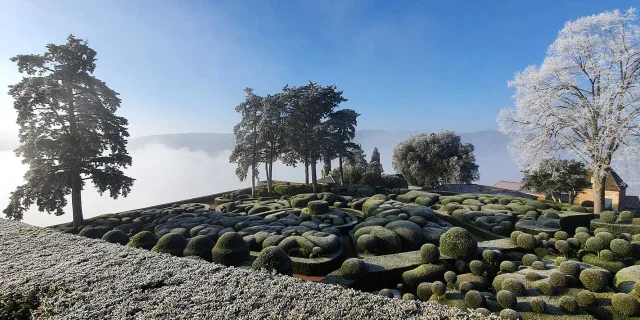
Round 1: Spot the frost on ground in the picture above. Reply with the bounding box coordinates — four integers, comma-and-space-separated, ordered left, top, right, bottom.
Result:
0, 219, 487, 319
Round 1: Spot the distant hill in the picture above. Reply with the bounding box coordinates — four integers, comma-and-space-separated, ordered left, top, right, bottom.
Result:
129, 130, 523, 186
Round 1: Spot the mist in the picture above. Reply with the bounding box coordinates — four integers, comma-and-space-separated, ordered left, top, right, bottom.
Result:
0, 144, 305, 227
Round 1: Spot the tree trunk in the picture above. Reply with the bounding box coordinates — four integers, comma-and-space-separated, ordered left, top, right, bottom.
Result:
592, 171, 606, 214
339, 155, 344, 185
304, 155, 309, 185
268, 162, 273, 194
569, 191, 576, 206
71, 173, 84, 227
311, 154, 318, 193
551, 193, 558, 202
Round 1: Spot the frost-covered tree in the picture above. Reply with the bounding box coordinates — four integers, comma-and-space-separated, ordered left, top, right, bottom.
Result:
371, 147, 381, 163
258, 93, 287, 193
522, 158, 591, 204
230, 88, 263, 196
498, 8, 640, 213
3, 35, 134, 227
392, 131, 479, 187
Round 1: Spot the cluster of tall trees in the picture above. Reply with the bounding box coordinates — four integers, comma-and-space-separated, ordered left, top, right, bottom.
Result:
229, 82, 359, 195
521, 158, 592, 204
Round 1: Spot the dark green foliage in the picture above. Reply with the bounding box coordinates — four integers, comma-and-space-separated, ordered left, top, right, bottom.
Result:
459, 281, 474, 294
101, 230, 129, 245
431, 281, 446, 297
620, 211, 634, 221
420, 243, 440, 264
500, 261, 517, 273
211, 232, 249, 267
600, 211, 617, 224
183, 235, 214, 262
510, 231, 523, 244
582, 254, 626, 273
559, 295, 578, 314
230, 88, 263, 196
499, 309, 520, 320
444, 271, 457, 288
502, 278, 526, 296
574, 232, 590, 246
585, 237, 604, 251
612, 293, 639, 316
575, 226, 590, 234
596, 231, 614, 246
0, 286, 66, 320
579, 268, 608, 292
127, 231, 158, 250
516, 233, 537, 250
497, 290, 517, 309
555, 240, 570, 256
341, 258, 367, 280
151, 233, 188, 257
357, 234, 378, 253
306, 200, 329, 214
464, 290, 485, 309
78, 227, 104, 239
290, 193, 319, 208
554, 231, 569, 240
416, 282, 433, 301
252, 246, 293, 276
391, 131, 479, 187
581, 200, 594, 207
522, 254, 538, 266
3, 36, 134, 226
600, 249, 617, 261
530, 296, 546, 313
402, 262, 448, 289
537, 280, 554, 295
469, 260, 486, 276
439, 227, 477, 260
385, 220, 423, 250
381, 174, 408, 189
521, 158, 591, 208
378, 289, 393, 298
531, 261, 546, 270
525, 271, 540, 281
577, 290, 596, 307
610, 239, 632, 257
482, 249, 503, 264
559, 261, 581, 278
402, 293, 416, 301
549, 272, 566, 287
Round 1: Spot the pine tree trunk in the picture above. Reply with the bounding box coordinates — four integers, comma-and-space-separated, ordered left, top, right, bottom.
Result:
71, 173, 83, 227
311, 154, 318, 193
339, 155, 344, 185
592, 171, 606, 214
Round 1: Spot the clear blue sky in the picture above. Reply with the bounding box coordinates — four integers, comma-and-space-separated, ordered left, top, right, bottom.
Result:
0, 0, 636, 138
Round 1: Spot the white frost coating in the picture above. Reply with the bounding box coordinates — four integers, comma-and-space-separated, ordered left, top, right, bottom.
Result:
0, 219, 486, 319
497, 8, 640, 181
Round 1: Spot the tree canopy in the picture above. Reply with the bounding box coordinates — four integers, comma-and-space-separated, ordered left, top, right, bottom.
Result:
522, 158, 592, 204
498, 8, 640, 213
3, 35, 134, 226
392, 131, 479, 187
229, 88, 263, 196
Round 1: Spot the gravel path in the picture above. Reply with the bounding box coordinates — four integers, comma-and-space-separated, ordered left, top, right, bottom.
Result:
0, 219, 488, 319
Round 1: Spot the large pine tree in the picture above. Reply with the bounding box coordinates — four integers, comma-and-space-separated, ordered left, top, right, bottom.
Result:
3, 35, 134, 227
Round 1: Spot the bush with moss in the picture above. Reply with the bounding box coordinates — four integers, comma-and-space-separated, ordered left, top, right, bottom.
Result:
596, 231, 614, 247
531, 261, 546, 270
151, 233, 188, 257
548, 271, 566, 287
459, 281, 474, 294
183, 235, 215, 261
211, 232, 249, 267
306, 200, 330, 215
559, 261, 580, 278
101, 230, 129, 245
529, 296, 546, 313
600, 211, 617, 223
127, 231, 158, 250
78, 227, 104, 239
252, 246, 293, 276
510, 231, 523, 245
439, 227, 477, 260
444, 271, 457, 288
537, 280, 554, 295
402, 262, 447, 289
612, 293, 639, 316
610, 238, 632, 257
579, 268, 608, 292
464, 290, 485, 309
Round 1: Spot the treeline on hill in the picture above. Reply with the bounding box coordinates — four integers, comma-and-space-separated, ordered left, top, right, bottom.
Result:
229, 82, 406, 195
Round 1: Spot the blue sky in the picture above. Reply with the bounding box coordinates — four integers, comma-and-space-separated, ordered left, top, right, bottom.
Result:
0, 0, 637, 138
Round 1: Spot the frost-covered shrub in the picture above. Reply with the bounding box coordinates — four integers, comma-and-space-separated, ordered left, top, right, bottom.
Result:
127, 231, 158, 250
252, 246, 293, 276
612, 293, 639, 316
151, 233, 188, 257
102, 230, 129, 245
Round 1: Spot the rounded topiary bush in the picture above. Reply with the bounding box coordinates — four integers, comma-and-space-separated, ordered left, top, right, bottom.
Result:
469, 260, 486, 276
102, 230, 130, 245
554, 231, 569, 241
306, 200, 330, 215
525, 272, 540, 282
612, 293, 639, 316
378, 288, 394, 298
559, 261, 581, 278
610, 239, 632, 257
575, 226, 590, 234
549, 272, 566, 287
211, 232, 250, 267
357, 234, 378, 253
577, 290, 596, 307
600, 211, 617, 224
151, 233, 188, 256
517, 233, 537, 250
252, 246, 293, 276
183, 235, 214, 261
459, 281, 474, 294
585, 237, 604, 252
522, 254, 538, 266
127, 231, 159, 250
579, 269, 608, 292
464, 290, 485, 309
596, 232, 614, 247
417, 282, 433, 301
420, 243, 440, 264
555, 240, 570, 256
78, 227, 104, 239
600, 249, 617, 261
581, 200, 594, 208
482, 249, 502, 265
530, 296, 546, 313
402, 293, 416, 301
537, 280, 554, 295
341, 258, 367, 279
620, 211, 634, 221
559, 295, 578, 314
444, 271, 457, 288
431, 281, 446, 297
531, 261, 546, 270
502, 278, 526, 296
497, 290, 517, 309
499, 308, 521, 320
500, 261, 517, 273
510, 231, 523, 245
574, 232, 591, 247
439, 227, 477, 260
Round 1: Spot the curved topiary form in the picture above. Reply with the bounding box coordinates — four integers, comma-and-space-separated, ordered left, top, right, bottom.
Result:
549, 272, 566, 287
469, 260, 486, 276
127, 231, 159, 250
600, 211, 617, 224
612, 293, 639, 316
402, 262, 448, 289
378, 289, 394, 298
464, 290, 485, 309
575, 226, 590, 234
183, 235, 214, 261
211, 232, 250, 267
416, 282, 433, 301
420, 243, 440, 264
431, 281, 446, 297
577, 290, 596, 307
78, 227, 104, 239
530, 296, 546, 313
610, 239, 632, 257
440, 227, 477, 260
531, 261, 546, 270
497, 290, 517, 309
500, 261, 517, 273
502, 278, 526, 296
499, 309, 521, 320
444, 271, 457, 288
554, 231, 569, 241
559, 295, 578, 314
620, 211, 634, 221
341, 258, 368, 280
482, 249, 502, 265
522, 254, 538, 267
151, 233, 188, 257
537, 280, 554, 295
579, 268, 609, 292
525, 272, 540, 282
516, 233, 537, 250
252, 246, 293, 276
574, 232, 591, 246
290, 193, 319, 208
402, 293, 416, 301
306, 200, 330, 215
510, 231, 523, 245
600, 249, 617, 261
596, 232, 614, 247
385, 220, 424, 250
585, 237, 604, 252
459, 281, 474, 294
102, 230, 130, 245
357, 234, 378, 253
555, 240, 570, 256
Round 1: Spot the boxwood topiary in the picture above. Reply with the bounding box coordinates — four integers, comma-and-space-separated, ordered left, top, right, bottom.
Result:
464, 290, 485, 309
530, 296, 546, 313
459, 281, 474, 294
619, 211, 634, 221
431, 281, 446, 297
444, 271, 457, 288
306, 200, 330, 215
469, 260, 486, 276
600, 249, 617, 261
585, 237, 604, 252
612, 293, 639, 316
531, 261, 546, 270
102, 230, 129, 245
610, 238, 632, 257
549, 271, 566, 287
497, 290, 517, 309
378, 288, 394, 298
252, 246, 293, 276
517, 233, 537, 250
559, 261, 580, 278
420, 243, 440, 264
402, 293, 416, 300
554, 231, 569, 241
182, 235, 214, 261
211, 232, 250, 267
601, 211, 617, 223
482, 249, 502, 265
555, 240, 570, 256
537, 280, 554, 295
522, 254, 538, 266
416, 282, 433, 301
151, 233, 188, 257
500, 261, 517, 273
78, 227, 104, 239
525, 271, 539, 281
577, 290, 596, 307
559, 295, 578, 314
439, 227, 477, 260
502, 278, 526, 296
127, 231, 158, 250
579, 268, 608, 292
510, 231, 523, 245
499, 308, 521, 320
596, 231, 614, 247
